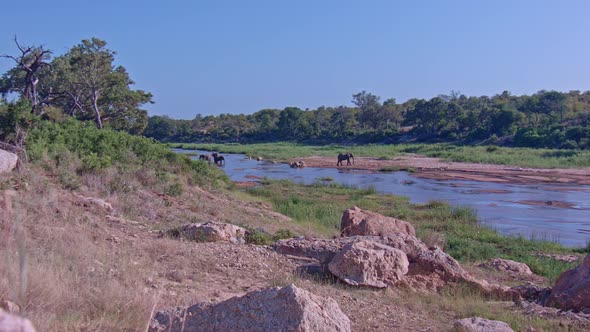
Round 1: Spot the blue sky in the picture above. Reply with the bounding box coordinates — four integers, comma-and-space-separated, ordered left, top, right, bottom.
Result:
1, 0, 589, 119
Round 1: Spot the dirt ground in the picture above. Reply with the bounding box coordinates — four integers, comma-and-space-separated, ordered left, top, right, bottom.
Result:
292, 155, 590, 185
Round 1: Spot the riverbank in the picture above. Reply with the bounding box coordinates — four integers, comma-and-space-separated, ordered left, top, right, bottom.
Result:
294, 155, 590, 185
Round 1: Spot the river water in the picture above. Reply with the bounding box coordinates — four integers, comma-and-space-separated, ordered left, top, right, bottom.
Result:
177, 149, 590, 248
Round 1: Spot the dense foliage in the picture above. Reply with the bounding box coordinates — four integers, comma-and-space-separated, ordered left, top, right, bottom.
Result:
146, 90, 590, 149
1, 38, 152, 134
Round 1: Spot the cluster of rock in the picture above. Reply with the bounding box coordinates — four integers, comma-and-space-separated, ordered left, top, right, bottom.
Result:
149, 284, 351, 332
169, 221, 248, 244
289, 161, 306, 168
150, 206, 590, 330
276, 206, 514, 297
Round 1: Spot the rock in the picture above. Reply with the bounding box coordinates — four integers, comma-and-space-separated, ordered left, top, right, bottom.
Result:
511, 283, 551, 302
454, 317, 514, 332
74, 194, 113, 211
478, 258, 533, 276
328, 240, 409, 288
340, 206, 416, 237
0, 300, 19, 314
289, 161, 306, 168
545, 254, 590, 313
150, 284, 351, 332
164, 270, 185, 283
0, 149, 18, 174
0, 310, 37, 332
172, 222, 247, 244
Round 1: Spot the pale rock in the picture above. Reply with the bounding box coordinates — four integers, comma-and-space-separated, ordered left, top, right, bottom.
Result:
455, 317, 514, 332
328, 240, 409, 288
0, 310, 36, 332
150, 284, 351, 332
478, 258, 533, 276
173, 222, 247, 244
340, 206, 416, 237
0, 149, 18, 174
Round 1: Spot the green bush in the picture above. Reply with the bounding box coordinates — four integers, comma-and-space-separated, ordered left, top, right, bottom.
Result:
25, 119, 230, 188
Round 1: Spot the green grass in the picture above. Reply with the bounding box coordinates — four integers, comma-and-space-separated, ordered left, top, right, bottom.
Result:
168, 142, 590, 168
246, 179, 581, 282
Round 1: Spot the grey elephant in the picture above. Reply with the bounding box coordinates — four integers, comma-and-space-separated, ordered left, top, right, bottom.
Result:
336, 153, 354, 166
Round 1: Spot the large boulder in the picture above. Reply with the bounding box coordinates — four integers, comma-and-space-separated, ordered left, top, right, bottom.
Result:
545, 254, 590, 313
150, 284, 351, 332
478, 258, 533, 276
454, 317, 514, 332
172, 222, 247, 244
0, 310, 36, 332
328, 240, 409, 288
0, 149, 18, 174
340, 206, 416, 237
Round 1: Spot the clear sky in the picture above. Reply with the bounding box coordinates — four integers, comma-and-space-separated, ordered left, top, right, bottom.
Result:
1, 0, 589, 119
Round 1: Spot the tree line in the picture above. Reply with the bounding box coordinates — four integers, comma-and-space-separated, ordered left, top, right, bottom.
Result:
145, 90, 590, 149
2, 37, 589, 150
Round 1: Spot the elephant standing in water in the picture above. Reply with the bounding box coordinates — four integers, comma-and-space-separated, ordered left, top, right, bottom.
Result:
337, 153, 354, 166
212, 152, 225, 166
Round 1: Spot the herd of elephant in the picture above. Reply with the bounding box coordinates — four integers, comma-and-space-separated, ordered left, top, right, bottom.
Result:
198, 152, 225, 165
198, 151, 355, 167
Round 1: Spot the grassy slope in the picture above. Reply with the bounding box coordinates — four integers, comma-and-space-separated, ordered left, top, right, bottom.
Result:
170, 142, 590, 168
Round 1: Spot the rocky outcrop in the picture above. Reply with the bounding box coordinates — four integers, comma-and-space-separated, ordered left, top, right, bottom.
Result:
454, 317, 514, 332
328, 240, 409, 288
0, 149, 18, 174
545, 254, 590, 313
149, 284, 351, 332
171, 222, 247, 244
274, 234, 516, 298
340, 206, 416, 237
478, 258, 533, 276
0, 310, 36, 332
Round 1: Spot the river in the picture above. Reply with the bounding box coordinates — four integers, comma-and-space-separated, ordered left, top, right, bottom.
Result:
177, 149, 590, 248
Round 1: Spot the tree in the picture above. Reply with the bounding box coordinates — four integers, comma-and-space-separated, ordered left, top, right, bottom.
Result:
0, 37, 52, 113
352, 91, 381, 129
42, 38, 153, 132
277, 107, 310, 140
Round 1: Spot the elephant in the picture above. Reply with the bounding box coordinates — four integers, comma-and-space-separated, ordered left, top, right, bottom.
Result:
337, 153, 354, 166
213, 155, 225, 166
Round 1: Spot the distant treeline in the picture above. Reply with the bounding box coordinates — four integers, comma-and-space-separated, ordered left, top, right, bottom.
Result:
145, 90, 590, 149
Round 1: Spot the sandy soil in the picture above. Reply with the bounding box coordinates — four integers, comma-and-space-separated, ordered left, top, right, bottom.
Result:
291, 155, 590, 185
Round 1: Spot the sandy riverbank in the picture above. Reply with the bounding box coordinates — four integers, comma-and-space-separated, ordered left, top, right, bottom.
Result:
290, 155, 590, 185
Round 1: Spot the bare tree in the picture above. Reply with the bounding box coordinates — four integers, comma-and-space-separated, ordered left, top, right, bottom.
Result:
1, 36, 52, 113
